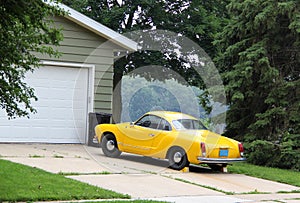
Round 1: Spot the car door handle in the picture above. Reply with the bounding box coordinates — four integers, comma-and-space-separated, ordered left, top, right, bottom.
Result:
149, 133, 155, 137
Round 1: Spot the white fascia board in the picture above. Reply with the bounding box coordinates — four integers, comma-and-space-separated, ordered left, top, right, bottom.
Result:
51, 2, 138, 51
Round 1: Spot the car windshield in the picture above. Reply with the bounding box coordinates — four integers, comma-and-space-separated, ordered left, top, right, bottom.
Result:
172, 119, 207, 130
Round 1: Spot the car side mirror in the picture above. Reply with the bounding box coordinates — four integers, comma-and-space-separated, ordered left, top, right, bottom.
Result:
130, 122, 135, 127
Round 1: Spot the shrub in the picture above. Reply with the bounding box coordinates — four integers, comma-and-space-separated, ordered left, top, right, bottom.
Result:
245, 140, 279, 166
276, 149, 300, 170
245, 139, 300, 171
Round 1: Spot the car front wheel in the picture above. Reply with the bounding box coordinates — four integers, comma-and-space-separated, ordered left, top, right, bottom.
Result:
167, 147, 189, 170
101, 134, 121, 158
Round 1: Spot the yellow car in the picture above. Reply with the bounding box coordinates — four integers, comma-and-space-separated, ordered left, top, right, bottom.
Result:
95, 111, 246, 171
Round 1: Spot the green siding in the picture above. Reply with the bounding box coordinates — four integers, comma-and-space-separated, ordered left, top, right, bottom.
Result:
39, 16, 116, 114
94, 94, 112, 102
95, 79, 113, 87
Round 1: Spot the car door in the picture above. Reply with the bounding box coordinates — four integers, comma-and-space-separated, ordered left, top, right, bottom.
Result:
121, 115, 161, 155
150, 118, 174, 155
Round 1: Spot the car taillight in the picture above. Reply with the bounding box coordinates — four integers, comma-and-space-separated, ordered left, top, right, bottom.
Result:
238, 143, 244, 157
201, 142, 206, 157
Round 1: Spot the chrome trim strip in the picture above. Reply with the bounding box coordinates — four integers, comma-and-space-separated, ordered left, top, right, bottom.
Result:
197, 157, 246, 163
118, 142, 151, 151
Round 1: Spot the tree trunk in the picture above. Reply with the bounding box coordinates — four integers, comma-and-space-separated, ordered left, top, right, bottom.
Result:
112, 71, 123, 123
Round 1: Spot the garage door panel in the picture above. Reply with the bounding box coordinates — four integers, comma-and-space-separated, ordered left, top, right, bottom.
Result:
51, 80, 73, 88
30, 84, 48, 90
0, 127, 11, 136
6, 117, 31, 126
49, 88, 73, 99
73, 102, 88, 109
0, 65, 89, 143
30, 107, 50, 119
14, 127, 30, 137
30, 127, 48, 137
50, 108, 73, 119
50, 120, 75, 127
33, 91, 50, 100
50, 100, 73, 108
29, 120, 49, 127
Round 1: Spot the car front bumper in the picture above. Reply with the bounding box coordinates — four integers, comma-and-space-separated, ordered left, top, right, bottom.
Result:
197, 157, 246, 164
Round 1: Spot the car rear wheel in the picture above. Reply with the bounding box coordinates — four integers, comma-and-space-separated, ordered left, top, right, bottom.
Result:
101, 134, 121, 158
167, 147, 189, 170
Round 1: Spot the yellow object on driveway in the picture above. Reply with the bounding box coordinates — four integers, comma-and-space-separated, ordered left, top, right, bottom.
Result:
95, 111, 246, 171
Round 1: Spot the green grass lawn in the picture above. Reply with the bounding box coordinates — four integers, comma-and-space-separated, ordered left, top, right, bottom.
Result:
228, 162, 300, 188
0, 159, 130, 202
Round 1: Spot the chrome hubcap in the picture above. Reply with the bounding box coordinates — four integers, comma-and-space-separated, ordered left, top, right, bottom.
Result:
173, 152, 183, 163
106, 140, 115, 151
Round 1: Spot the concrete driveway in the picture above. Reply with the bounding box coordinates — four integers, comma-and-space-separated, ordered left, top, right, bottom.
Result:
1, 143, 299, 203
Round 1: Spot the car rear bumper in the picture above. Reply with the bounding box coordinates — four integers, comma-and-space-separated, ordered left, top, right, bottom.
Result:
197, 157, 246, 164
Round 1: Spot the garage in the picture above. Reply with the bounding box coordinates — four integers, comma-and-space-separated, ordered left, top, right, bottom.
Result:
0, 3, 137, 144
0, 63, 93, 143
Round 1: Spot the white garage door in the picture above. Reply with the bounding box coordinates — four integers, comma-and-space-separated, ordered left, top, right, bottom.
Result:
0, 64, 90, 143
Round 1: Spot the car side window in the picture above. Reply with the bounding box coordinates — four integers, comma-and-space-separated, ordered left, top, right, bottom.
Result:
135, 115, 171, 130
135, 115, 160, 129
172, 119, 207, 130
135, 116, 150, 127
157, 118, 172, 131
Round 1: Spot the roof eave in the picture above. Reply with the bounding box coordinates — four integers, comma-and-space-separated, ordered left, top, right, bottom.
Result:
55, 3, 138, 52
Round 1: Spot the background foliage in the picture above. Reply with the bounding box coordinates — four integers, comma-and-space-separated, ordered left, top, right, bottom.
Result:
216, 0, 300, 170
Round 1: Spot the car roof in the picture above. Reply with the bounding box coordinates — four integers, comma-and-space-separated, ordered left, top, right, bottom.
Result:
146, 111, 198, 121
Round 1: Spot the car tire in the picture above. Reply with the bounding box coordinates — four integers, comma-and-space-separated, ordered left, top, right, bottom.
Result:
101, 134, 121, 158
167, 147, 189, 170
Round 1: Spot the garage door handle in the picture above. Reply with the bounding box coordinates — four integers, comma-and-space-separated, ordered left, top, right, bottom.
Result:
149, 134, 155, 137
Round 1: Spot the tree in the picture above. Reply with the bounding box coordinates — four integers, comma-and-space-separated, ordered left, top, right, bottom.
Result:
215, 0, 300, 170
0, 0, 64, 118
63, 0, 228, 122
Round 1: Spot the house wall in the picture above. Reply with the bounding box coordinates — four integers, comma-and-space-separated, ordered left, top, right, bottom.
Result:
36, 16, 115, 114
